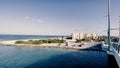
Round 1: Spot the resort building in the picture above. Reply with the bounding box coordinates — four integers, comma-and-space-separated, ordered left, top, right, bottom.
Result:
72, 33, 80, 40
72, 32, 98, 40
91, 33, 98, 39
79, 33, 85, 39
84, 34, 91, 38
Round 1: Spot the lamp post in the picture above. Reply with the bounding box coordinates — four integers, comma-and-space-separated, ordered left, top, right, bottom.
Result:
107, 0, 111, 51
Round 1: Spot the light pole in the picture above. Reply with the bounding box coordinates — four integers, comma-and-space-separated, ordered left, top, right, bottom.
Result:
107, 0, 111, 51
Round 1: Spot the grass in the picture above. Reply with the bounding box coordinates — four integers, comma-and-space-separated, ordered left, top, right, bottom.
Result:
15, 39, 66, 44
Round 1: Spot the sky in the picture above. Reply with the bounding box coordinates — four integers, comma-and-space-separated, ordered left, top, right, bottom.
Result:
0, 0, 120, 36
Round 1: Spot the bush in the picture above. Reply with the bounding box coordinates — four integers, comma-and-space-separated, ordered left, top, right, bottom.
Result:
15, 40, 26, 44
32, 40, 43, 44
15, 39, 66, 44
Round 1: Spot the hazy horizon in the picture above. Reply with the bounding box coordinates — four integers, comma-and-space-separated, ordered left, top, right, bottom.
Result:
0, 0, 120, 36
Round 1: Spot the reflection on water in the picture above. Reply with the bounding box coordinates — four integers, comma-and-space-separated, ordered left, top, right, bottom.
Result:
0, 45, 118, 68
26, 51, 109, 68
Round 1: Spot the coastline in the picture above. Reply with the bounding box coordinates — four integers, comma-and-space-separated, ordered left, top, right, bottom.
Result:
0, 40, 102, 50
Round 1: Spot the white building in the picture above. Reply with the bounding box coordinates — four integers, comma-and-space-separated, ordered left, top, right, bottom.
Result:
91, 33, 98, 39
72, 32, 98, 40
72, 33, 80, 40
79, 33, 84, 39
84, 34, 91, 38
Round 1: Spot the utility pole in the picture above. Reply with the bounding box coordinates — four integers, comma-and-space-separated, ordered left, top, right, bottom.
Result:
107, 0, 111, 51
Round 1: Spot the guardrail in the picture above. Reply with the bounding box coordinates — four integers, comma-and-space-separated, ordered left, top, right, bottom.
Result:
111, 43, 120, 54
110, 42, 120, 67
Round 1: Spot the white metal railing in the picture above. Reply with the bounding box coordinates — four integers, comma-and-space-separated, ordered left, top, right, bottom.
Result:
111, 43, 120, 54
110, 42, 120, 67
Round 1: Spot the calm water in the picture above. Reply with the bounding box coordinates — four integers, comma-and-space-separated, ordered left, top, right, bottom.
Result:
0, 34, 118, 68
0, 45, 110, 68
0, 34, 61, 41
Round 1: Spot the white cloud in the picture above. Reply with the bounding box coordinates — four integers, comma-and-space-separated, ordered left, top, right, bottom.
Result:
37, 19, 44, 23
25, 16, 30, 20
25, 16, 45, 23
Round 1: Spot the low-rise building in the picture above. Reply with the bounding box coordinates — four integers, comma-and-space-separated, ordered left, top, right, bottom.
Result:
84, 34, 91, 38
79, 33, 85, 39
72, 33, 80, 40
72, 32, 98, 40
91, 33, 98, 39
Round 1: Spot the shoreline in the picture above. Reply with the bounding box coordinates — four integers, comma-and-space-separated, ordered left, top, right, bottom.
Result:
0, 40, 102, 50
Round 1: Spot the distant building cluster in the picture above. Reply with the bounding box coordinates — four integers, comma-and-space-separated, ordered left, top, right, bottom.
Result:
72, 33, 98, 40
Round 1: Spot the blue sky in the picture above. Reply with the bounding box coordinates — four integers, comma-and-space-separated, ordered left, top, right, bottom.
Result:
0, 0, 120, 36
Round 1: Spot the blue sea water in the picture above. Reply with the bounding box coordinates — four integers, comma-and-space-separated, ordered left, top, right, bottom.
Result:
0, 34, 61, 41
0, 34, 117, 68
0, 46, 109, 68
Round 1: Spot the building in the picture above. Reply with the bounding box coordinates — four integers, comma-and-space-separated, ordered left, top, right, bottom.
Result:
79, 33, 85, 39
72, 33, 80, 40
84, 34, 91, 38
72, 32, 98, 40
91, 33, 98, 39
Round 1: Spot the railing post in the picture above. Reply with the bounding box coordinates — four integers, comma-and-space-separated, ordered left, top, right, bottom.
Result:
115, 44, 117, 50
118, 45, 120, 53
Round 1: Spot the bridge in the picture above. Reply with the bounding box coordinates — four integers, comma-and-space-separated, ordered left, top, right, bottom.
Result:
102, 0, 120, 67
102, 43, 120, 67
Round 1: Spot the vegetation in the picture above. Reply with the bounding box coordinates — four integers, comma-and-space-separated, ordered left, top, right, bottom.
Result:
111, 37, 119, 42
94, 36, 119, 43
75, 38, 91, 43
96, 36, 107, 42
96, 36, 119, 42
76, 36, 108, 42
15, 39, 66, 44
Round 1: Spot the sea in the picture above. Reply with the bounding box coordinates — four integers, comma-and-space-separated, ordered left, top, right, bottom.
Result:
0, 34, 62, 41
0, 34, 118, 68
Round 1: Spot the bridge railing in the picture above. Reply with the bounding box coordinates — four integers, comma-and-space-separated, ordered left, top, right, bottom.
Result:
111, 42, 120, 54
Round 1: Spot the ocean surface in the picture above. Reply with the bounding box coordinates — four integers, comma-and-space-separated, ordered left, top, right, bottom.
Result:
0, 34, 118, 68
0, 34, 62, 41
0, 46, 110, 68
